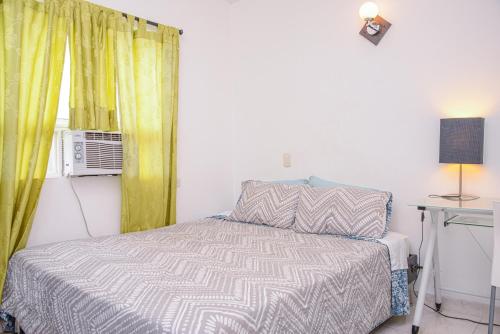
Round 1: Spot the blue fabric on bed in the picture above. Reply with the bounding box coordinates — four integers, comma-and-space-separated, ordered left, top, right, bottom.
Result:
391, 269, 410, 316
0, 311, 15, 333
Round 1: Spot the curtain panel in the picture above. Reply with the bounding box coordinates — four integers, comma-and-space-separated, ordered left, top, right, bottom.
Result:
116, 17, 179, 233
69, 1, 117, 131
0, 0, 69, 300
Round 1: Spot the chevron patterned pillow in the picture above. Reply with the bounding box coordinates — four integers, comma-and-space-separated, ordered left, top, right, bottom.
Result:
228, 180, 303, 228
293, 186, 391, 238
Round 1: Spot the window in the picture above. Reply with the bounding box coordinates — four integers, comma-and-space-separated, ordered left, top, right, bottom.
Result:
46, 44, 70, 178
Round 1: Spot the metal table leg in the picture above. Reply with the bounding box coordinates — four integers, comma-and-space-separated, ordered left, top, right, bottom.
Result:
489, 286, 496, 334
433, 213, 443, 311
412, 209, 440, 334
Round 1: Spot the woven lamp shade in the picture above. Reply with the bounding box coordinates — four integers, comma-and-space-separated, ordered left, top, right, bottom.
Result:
439, 118, 484, 165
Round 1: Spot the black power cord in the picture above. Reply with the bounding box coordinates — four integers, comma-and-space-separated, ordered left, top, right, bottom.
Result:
413, 210, 500, 327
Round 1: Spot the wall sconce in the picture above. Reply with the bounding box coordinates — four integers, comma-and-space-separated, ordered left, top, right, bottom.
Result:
359, 2, 391, 46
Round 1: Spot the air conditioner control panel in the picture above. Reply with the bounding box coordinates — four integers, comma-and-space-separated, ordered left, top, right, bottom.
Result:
74, 142, 84, 162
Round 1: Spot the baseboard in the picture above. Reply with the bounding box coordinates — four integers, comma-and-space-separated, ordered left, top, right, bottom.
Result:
415, 285, 500, 305
440, 288, 500, 304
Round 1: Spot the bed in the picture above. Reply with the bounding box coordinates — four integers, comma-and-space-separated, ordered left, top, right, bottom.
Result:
1, 217, 398, 334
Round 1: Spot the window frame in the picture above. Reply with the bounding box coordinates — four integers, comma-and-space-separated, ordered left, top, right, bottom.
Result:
45, 118, 69, 179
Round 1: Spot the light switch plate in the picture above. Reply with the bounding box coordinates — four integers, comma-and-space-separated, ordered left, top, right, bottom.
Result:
283, 153, 292, 168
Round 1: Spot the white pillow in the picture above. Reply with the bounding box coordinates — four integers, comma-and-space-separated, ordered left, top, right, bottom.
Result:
293, 185, 391, 238
227, 180, 303, 229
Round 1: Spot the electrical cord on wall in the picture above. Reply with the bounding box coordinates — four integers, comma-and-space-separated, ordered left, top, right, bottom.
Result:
69, 176, 95, 238
413, 210, 500, 327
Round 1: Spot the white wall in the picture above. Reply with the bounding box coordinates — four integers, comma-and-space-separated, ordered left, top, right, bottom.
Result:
228, 0, 500, 302
28, 0, 235, 246
29, 177, 122, 246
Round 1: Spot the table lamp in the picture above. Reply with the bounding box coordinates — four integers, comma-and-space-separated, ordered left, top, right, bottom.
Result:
439, 117, 485, 201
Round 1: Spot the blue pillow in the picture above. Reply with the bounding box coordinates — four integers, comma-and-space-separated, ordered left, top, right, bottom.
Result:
309, 176, 388, 192
308, 176, 393, 236
308, 176, 343, 188
271, 179, 308, 185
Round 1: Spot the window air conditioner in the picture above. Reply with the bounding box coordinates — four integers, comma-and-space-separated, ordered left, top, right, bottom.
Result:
63, 130, 123, 176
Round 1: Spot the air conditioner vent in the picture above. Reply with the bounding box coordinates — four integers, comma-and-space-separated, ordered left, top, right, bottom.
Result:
85, 131, 122, 142
85, 142, 123, 170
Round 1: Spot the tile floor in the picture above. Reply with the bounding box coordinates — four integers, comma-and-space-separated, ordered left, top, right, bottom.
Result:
373, 296, 500, 334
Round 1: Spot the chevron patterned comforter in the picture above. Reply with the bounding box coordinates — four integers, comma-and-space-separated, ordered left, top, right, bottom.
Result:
1, 218, 392, 334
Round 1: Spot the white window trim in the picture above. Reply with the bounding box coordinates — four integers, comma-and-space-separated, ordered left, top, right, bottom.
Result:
45, 118, 69, 179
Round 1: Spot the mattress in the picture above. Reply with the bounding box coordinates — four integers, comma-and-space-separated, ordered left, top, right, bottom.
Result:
1, 218, 392, 334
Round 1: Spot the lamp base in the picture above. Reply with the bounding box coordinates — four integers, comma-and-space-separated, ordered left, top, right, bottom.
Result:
430, 164, 481, 201
430, 194, 480, 201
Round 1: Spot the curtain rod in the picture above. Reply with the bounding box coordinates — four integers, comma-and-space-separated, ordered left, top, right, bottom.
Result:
121, 13, 184, 35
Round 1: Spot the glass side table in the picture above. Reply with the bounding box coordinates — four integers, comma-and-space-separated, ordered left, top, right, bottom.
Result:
408, 197, 499, 334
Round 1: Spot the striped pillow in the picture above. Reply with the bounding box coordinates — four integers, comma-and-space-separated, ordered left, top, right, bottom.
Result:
293, 185, 391, 238
228, 181, 303, 229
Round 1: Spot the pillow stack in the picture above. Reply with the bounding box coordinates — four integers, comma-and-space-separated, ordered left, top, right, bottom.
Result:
227, 178, 393, 239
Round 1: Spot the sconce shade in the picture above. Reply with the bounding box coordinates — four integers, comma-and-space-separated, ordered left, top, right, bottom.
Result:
439, 118, 485, 164
359, 2, 379, 21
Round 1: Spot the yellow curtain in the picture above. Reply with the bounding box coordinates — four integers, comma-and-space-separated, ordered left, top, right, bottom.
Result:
116, 16, 179, 233
69, 0, 117, 131
0, 0, 69, 299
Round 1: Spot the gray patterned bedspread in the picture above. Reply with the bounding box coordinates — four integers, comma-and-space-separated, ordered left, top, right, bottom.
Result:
1, 218, 391, 334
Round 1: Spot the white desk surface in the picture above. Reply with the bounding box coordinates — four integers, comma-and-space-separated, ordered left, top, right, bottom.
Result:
409, 197, 500, 213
